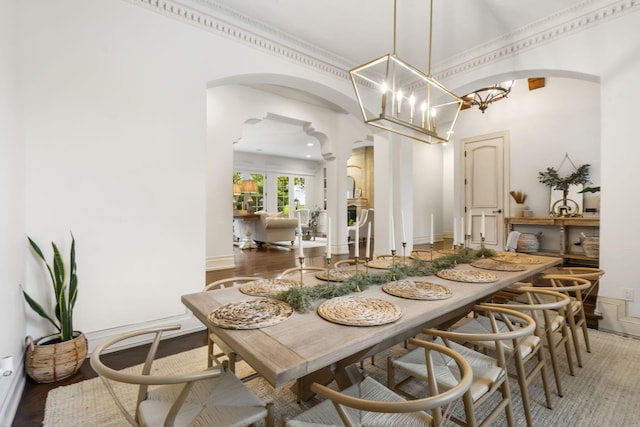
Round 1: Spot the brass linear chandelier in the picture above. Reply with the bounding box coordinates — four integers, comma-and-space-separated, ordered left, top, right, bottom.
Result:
349, 0, 463, 144
463, 80, 515, 113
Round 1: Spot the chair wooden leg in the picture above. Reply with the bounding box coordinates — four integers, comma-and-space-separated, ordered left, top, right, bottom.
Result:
545, 329, 564, 396
580, 312, 592, 353
513, 355, 534, 427
568, 313, 583, 367
562, 323, 575, 376
538, 348, 553, 409
207, 336, 214, 368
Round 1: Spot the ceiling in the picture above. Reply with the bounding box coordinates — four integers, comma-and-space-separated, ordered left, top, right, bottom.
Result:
204, 0, 592, 161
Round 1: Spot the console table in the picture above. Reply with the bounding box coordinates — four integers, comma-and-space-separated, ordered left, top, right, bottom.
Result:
504, 216, 600, 262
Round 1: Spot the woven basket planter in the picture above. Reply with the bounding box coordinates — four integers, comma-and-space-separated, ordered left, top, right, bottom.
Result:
583, 236, 600, 258
25, 331, 87, 383
517, 232, 541, 253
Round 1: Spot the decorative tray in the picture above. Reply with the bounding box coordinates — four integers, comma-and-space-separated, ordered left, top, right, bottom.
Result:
436, 269, 499, 283
382, 280, 453, 300
492, 255, 542, 264
317, 296, 402, 326
208, 298, 294, 329
470, 258, 527, 272
239, 278, 300, 297
315, 269, 354, 282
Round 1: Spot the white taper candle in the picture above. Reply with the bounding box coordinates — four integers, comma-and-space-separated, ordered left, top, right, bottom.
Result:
430, 214, 434, 244
390, 215, 396, 251
366, 222, 371, 258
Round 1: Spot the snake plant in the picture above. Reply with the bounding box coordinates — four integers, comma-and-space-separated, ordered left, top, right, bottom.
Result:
22, 233, 78, 342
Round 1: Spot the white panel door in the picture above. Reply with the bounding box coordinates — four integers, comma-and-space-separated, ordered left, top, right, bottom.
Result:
463, 133, 509, 250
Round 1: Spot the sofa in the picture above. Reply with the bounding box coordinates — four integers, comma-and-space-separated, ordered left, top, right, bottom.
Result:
252, 212, 299, 245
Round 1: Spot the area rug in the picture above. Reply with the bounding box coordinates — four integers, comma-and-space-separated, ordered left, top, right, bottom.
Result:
44, 329, 640, 426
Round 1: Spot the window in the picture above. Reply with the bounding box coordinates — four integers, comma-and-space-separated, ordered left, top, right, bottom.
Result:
233, 172, 264, 212
277, 176, 289, 214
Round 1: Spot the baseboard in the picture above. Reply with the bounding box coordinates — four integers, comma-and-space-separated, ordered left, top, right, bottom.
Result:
84, 310, 206, 355
205, 254, 235, 271
598, 296, 640, 338
0, 360, 25, 427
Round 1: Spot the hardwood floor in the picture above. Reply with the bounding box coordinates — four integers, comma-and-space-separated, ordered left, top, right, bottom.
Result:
13, 240, 379, 426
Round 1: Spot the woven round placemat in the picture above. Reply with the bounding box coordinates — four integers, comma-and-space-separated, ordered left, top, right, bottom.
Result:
436, 269, 498, 283
317, 296, 402, 326
471, 258, 527, 272
208, 298, 294, 329
366, 257, 410, 269
315, 269, 354, 282
382, 280, 453, 300
410, 250, 446, 261
239, 279, 300, 297
493, 255, 542, 264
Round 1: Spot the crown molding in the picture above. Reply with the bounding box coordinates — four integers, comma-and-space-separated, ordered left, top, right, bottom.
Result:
434, 0, 640, 81
122, 0, 351, 80
123, 0, 639, 85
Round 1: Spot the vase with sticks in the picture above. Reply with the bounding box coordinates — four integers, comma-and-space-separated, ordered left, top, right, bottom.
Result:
510, 191, 527, 217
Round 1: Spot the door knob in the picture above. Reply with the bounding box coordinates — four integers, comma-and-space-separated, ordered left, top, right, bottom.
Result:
493, 209, 502, 214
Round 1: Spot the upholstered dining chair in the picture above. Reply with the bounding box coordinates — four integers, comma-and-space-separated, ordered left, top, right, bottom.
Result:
389, 305, 537, 427
347, 208, 374, 243
204, 276, 258, 374
285, 338, 472, 427
90, 325, 273, 427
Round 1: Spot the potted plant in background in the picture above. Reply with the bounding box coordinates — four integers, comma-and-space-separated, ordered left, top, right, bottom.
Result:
22, 233, 87, 383
538, 163, 591, 217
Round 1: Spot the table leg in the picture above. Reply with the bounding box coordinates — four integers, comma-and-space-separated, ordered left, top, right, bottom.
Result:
240, 220, 257, 250
293, 367, 334, 402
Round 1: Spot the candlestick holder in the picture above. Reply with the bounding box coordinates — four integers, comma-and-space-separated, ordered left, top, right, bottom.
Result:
391, 249, 397, 281
326, 256, 332, 282
365, 256, 370, 275
465, 233, 472, 248
354, 256, 361, 292
298, 256, 305, 285
480, 234, 486, 252
429, 243, 434, 261
401, 242, 407, 263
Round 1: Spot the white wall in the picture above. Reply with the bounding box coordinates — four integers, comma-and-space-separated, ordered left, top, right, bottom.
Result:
4, 1, 640, 422
452, 77, 600, 251
0, 0, 26, 421
412, 143, 444, 245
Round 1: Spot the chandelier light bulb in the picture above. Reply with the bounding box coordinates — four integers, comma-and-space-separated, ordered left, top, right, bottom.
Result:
420, 101, 427, 127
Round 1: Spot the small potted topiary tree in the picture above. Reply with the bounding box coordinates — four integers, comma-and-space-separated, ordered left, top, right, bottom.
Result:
22, 233, 87, 383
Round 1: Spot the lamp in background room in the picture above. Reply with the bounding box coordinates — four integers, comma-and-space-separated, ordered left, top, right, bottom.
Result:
241, 179, 258, 214
462, 80, 515, 113
349, 0, 463, 144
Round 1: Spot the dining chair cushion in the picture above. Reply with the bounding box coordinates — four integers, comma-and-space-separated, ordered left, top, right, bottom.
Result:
452, 317, 541, 360
286, 376, 432, 427
393, 337, 503, 403
140, 368, 268, 427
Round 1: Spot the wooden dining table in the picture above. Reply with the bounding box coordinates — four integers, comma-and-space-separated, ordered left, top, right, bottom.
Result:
181, 254, 561, 401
